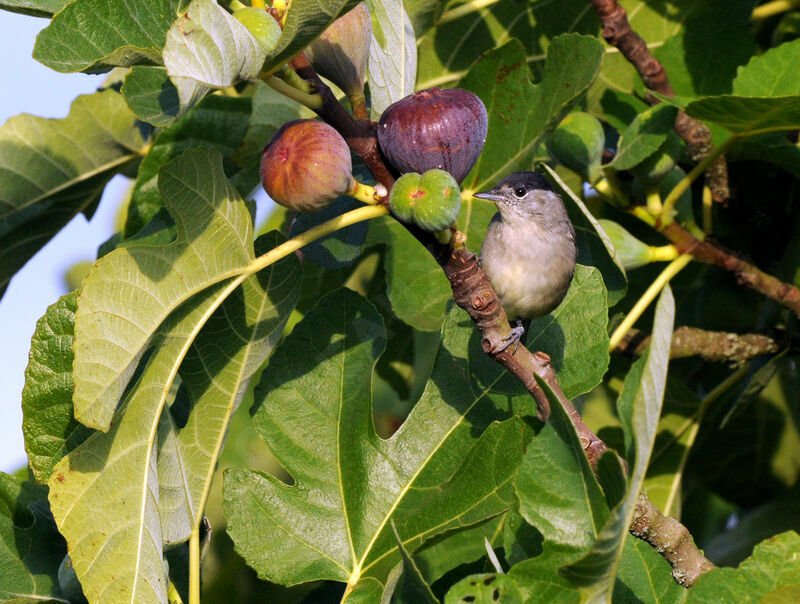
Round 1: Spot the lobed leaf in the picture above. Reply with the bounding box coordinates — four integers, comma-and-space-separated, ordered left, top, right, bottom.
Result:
224, 293, 528, 595
33, 0, 186, 73
0, 90, 148, 299
367, 0, 417, 120
73, 148, 254, 431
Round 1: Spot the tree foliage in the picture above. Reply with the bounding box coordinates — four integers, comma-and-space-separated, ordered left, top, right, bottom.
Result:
3, 1, 800, 602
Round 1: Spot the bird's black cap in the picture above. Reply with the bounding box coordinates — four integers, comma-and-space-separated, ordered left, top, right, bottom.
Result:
473, 171, 553, 201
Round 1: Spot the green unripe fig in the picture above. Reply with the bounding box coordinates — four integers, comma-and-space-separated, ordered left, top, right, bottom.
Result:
599, 219, 654, 270
261, 119, 355, 212
631, 132, 681, 186
305, 3, 371, 97
389, 169, 461, 232
547, 112, 605, 181
233, 6, 282, 51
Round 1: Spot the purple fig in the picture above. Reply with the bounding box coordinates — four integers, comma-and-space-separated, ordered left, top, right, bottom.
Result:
305, 3, 371, 97
261, 119, 354, 212
377, 87, 488, 184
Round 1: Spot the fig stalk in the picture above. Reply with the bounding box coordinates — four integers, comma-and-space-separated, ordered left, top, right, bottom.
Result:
345, 180, 380, 205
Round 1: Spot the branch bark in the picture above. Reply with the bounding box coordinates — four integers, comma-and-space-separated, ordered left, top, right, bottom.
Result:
588, 0, 729, 201
284, 53, 714, 588
617, 326, 784, 364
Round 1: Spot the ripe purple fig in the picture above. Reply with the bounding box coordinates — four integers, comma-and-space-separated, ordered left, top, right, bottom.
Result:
261, 119, 354, 212
377, 87, 488, 184
305, 3, 371, 98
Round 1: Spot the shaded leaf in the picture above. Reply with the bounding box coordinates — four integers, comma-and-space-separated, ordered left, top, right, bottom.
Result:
684, 96, 800, 135
224, 294, 526, 594
367, 0, 417, 120
290, 197, 367, 269
163, 0, 267, 113
614, 536, 686, 603
459, 35, 604, 195
124, 94, 253, 237
0, 90, 148, 299
22, 292, 92, 484
526, 265, 609, 399
611, 105, 679, 171
33, 0, 186, 73
391, 521, 439, 603
0, 474, 67, 602
688, 531, 800, 603
73, 148, 254, 431
122, 66, 182, 127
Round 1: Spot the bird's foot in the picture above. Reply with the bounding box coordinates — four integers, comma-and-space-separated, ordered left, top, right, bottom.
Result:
495, 320, 526, 354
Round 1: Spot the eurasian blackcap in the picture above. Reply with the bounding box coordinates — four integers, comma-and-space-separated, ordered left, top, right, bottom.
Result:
475, 171, 577, 351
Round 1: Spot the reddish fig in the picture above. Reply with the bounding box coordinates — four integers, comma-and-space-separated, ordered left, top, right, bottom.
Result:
261, 119, 354, 212
377, 87, 488, 184
305, 3, 371, 98
389, 169, 461, 232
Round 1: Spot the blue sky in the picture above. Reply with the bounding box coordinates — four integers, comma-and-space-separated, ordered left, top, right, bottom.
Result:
0, 10, 275, 473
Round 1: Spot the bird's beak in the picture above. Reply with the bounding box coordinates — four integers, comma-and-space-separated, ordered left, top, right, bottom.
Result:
473, 190, 502, 202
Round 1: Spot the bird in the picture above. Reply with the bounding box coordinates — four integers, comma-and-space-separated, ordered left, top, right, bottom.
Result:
475, 171, 577, 353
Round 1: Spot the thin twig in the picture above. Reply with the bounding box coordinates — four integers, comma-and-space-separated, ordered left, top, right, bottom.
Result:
588, 0, 730, 201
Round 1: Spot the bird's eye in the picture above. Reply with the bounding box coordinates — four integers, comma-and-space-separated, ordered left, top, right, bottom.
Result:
514, 187, 526, 198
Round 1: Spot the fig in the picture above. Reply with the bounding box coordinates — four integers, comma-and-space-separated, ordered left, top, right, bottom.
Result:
547, 112, 605, 181
261, 119, 355, 212
389, 169, 461, 232
305, 3, 371, 97
631, 132, 681, 185
377, 87, 488, 184
233, 6, 282, 51
600, 219, 678, 269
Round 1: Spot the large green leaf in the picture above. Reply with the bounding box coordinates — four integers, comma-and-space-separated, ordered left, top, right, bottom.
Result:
224, 292, 528, 597
0, 474, 67, 602
0, 90, 148, 299
33, 0, 186, 73
0, 0, 67, 17
733, 37, 800, 97
458, 35, 604, 195
22, 292, 92, 484
562, 286, 675, 600
262, 0, 362, 74
73, 148, 255, 431
610, 105, 679, 171
157, 231, 301, 544
688, 531, 800, 603
163, 0, 267, 113
48, 281, 230, 604
526, 265, 609, 399
367, 0, 417, 120
122, 66, 184, 127
124, 94, 252, 237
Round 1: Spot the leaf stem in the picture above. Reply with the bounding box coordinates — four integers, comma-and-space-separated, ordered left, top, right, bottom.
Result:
609, 254, 692, 351
189, 527, 200, 604
702, 184, 713, 234
648, 244, 679, 263
660, 136, 738, 224
439, 0, 502, 24
751, 0, 800, 20
346, 179, 381, 205
265, 75, 324, 110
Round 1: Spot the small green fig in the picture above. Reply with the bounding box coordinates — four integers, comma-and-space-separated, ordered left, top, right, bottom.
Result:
389, 169, 461, 232
233, 6, 282, 50
599, 219, 678, 270
261, 119, 355, 212
631, 132, 681, 185
547, 112, 605, 181
305, 3, 371, 97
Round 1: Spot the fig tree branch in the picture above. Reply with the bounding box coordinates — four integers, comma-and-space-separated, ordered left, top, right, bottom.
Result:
616, 326, 785, 363
282, 51, 713, 589
587, 0, 730, 202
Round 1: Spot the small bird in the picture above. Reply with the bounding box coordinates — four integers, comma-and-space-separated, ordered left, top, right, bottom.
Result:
475, 171, 577, 352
